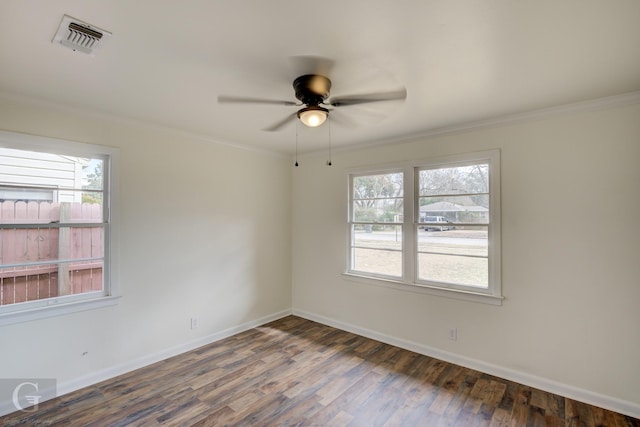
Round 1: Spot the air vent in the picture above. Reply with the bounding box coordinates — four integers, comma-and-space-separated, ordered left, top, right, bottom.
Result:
52, 15, 111, 55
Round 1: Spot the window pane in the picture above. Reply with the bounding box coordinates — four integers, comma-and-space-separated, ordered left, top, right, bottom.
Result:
353, 173, 403, 199
0, 148, 103, 189
417, 226, 488, 256
418, 196, 489, 225
419, 164, 488, 196
0, 225, 103, 264
353, 225, 402, 251
352, 248, 402, 278
353, 198, 403, 222
0, 260, 103, 305
351, 225, 402, 277
417, 253, 488, 288
417, 226, 488, 287
81, 158, 104, 191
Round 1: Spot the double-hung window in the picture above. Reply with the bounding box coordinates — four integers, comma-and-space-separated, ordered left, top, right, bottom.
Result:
0, 131, 119, 324
347, 150, 501, 304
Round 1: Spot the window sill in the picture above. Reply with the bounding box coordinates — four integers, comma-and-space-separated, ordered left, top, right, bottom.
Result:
342, 273, 504, 306
0, 295, 121, 326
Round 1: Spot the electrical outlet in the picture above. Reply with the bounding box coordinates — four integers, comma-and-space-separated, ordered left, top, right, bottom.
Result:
190, 317, 198, 330
448, 327, 457, 341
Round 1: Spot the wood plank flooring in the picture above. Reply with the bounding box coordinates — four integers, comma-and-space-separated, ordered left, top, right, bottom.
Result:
2, 315, 638, 426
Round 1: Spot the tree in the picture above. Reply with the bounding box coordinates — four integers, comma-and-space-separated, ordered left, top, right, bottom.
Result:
419, 165, 488, 207
353, 173, 403, 222
82, 161, 103, 204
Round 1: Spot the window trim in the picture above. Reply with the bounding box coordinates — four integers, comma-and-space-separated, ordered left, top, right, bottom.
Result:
345, 150, 502, 305
0, 130, 120, 325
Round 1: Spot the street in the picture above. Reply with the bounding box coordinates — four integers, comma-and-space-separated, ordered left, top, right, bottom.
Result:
355, 229, 488, 247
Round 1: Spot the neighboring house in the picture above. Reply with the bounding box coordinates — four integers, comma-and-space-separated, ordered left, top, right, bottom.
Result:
419, 201, 489, 223
0, 147, 88, 203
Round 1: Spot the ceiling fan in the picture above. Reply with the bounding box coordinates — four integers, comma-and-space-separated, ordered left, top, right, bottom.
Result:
218, 73, 407, 131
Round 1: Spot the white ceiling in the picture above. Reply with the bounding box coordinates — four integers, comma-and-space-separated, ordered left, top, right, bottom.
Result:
1, 1, 639, 154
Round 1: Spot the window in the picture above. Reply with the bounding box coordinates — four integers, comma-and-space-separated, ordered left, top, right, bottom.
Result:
349, 171, 404, 278
0, 131, 119, 324
347, 150, 501, 304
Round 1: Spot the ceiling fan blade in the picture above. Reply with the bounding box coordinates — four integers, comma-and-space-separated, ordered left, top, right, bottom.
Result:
327, 110, 358, 128
328, 88, 407, 107
263, 113, 297, 132
218, 95, 297, 106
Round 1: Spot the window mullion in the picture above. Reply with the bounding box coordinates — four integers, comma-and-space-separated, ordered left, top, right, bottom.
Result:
487, 152, 501, 297
404, 165, 415, 283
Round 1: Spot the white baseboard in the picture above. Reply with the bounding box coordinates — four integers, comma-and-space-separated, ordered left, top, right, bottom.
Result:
0, 309, 292, 417
4, 308, 637, 420
292, 308, 640, 420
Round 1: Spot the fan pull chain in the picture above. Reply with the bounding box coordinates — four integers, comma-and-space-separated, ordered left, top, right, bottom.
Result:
294, 120, 299, 167
327, 117, 333, 166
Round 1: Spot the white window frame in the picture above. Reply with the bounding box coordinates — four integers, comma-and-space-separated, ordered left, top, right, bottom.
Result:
0, 130, 120, 325
348, 167, 406, 281
345, 149, 502, 305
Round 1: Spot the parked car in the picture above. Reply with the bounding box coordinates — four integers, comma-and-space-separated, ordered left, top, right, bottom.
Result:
422, 215, 454, 231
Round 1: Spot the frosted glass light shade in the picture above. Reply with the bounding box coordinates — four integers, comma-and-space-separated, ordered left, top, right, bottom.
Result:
297, 106, 328, 127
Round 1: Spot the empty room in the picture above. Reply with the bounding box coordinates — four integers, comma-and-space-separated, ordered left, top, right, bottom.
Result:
0, 1, 639, 426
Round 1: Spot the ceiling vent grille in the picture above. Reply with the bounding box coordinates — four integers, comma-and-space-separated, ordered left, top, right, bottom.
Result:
52, 15, 111, 55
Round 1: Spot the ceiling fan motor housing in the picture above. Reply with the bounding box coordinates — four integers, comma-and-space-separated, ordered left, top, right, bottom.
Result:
293, 74, 331, 106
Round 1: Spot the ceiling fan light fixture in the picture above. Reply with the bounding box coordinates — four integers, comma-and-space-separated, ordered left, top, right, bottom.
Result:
297, 106, 328, 128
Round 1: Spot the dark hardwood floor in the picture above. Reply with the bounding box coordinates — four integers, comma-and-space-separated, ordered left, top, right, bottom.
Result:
2, 315, 638, 426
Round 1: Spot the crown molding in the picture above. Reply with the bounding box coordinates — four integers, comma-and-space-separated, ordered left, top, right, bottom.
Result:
299, 90, 640, 158
0, 91, 290, 160
1, 89, 637, 162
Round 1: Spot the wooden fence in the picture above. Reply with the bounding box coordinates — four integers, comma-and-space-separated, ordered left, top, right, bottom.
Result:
0, 201, 103, 305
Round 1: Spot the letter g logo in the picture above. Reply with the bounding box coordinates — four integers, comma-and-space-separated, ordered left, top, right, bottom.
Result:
12, 381, 42, 412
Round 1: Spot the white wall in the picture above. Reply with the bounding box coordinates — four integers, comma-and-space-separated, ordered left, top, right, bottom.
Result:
291, 101, 640, 414
0, 95, 292, 395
